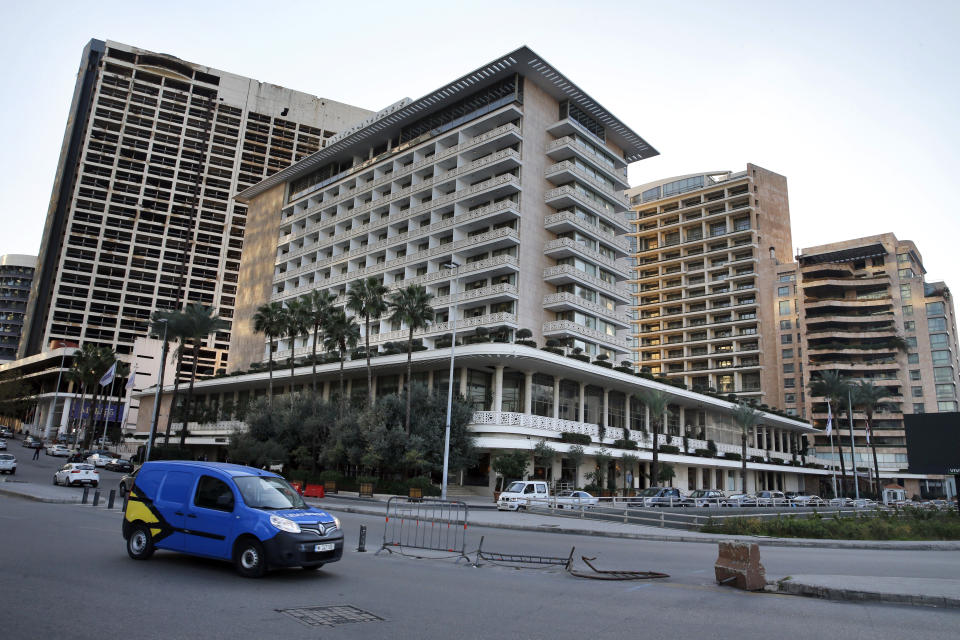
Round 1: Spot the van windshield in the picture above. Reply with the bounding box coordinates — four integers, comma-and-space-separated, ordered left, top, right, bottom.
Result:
504, 482, 526, 493
233, 476, 305, 510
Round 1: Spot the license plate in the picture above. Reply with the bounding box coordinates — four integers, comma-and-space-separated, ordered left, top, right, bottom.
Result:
314, 543, 335, 552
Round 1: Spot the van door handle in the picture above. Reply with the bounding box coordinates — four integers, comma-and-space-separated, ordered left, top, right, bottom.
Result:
187, 514, 197, 518
175, 511, 184, 516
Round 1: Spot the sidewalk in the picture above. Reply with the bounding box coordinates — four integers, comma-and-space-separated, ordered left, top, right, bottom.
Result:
309, 492, 960, 551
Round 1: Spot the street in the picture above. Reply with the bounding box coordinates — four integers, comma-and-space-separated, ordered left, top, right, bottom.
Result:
1, 488, 958, 639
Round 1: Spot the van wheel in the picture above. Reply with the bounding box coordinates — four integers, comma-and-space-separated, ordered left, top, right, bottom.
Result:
234, 538, 267, 578
302, 563, 324, 571
127, 524, 155, 560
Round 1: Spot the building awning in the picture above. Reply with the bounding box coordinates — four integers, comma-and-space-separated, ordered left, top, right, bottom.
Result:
799, 243, 886, 266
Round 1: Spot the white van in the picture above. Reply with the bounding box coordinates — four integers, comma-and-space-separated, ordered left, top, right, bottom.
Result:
497, 480, 549, 511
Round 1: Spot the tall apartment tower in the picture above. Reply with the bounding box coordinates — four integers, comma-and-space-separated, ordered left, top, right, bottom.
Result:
798, 233, 960, 476
0, 254, 37, 361
20, 39, 371, 375
626, 164, 793, 405
229, 47, 656, 371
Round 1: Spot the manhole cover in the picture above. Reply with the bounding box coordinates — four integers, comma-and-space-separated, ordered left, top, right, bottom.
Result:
278, 605, 384, 628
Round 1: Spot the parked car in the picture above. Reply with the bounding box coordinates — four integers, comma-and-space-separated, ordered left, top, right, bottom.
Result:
67, 451, 88, 463
118, 468, 138, 497
23, 437, 42, 448
681, 489, 726, 507
45, 444, 70, 457
0, 453, 15, 474
122, 461, 343, 577
790, 494, 824, 507
86, 453, 114, 467
497, 480, 550, 511
54, 463, 99, 487
553, 490, 599, 509
722, 493, 758, 507
105, 458, 134, 473
754, 491, 788, 507
629, 487, 683, 508
0, 427, 13, 438
0, 439, 6, 451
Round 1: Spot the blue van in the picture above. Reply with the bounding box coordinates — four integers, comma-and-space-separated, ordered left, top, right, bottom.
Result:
122, 461, 343, 577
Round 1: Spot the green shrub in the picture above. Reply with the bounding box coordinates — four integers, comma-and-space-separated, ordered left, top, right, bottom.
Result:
515, 339, 538, 348
723, 452, 742, 461
613, 438, 638, 450
561, 432, 591, 445
694, 448, 715, 457
568, 353, 590, 362
659, 444, 680, 454
701, 509, 960, 541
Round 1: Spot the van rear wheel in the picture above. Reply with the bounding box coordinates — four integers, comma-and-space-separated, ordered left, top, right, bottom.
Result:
234, 538, 267, 578
127, 524, 155, 560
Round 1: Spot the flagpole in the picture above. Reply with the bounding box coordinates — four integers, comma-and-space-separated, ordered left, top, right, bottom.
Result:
827, 400, 838, 499
848, 387, 860, 501
100, 376, 116, 450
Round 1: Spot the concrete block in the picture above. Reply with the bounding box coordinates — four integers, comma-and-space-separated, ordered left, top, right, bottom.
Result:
715, 541, 766, 591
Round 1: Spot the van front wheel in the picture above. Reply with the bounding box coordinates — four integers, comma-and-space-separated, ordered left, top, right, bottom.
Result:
234, 538, 267, 578
127, 524, 155, 560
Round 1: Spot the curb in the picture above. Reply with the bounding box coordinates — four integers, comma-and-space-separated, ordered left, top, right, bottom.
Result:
0, 486, 80, 504
308, 501, 960, 551
777, 580, 960, 608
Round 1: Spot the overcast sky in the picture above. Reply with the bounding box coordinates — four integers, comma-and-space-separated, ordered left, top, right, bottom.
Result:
1, 0, 958, 287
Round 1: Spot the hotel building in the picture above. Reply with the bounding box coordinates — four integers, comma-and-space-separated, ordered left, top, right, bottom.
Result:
0, 254, 37, 361
133, 49, 831, 496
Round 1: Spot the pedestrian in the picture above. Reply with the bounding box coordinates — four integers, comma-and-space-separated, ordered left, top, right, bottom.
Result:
32, 444, 40, 460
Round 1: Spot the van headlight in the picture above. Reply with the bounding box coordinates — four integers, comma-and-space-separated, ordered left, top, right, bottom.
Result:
333, 517, 341, 530
269, 515, 301, 533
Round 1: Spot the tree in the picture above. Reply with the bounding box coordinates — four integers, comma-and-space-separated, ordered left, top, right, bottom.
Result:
69, 344, 115, 448
853, 381, 891, 496
323, 307, 359, 405
566, 444, 585, 488
157, 310, 193, 442
302, 290, 336, 394
809, 370, 850, 496
179, 304, 228, 448
252, 301, 285, 403
621, 453, 639, 495
533, 439, 556, 480
635, 389, 671, 488
492, 450, 529, 489
282, 298, 311, 399
346, 276, 389, 405
657, 463, 676, 485
732, 402, 762, 493
388, 284, 434, 434
587, 447, 612, 493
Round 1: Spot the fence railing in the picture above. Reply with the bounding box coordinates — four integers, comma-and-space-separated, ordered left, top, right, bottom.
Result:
378, 497, 470, 561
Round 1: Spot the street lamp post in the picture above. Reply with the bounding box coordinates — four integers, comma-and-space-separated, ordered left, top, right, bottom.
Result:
441, 261, 461, 501
848, 386, 860, 501
146, 319, 169, 463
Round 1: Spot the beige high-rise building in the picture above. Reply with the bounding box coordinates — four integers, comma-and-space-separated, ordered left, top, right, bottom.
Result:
626, 164, 793, 406
798, 233, 960, 491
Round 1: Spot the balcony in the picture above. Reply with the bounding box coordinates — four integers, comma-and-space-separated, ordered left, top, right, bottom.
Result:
545, 161, 630, 209
545, 185, 629, 231
542, 264, 631, 302
543, 210, 631, 253
542, 320, 630, 351
543, 237, 627, 274
542, 293, 631, 327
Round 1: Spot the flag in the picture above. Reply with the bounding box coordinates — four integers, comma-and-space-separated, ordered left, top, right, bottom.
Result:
120, 366, 136, 428
99, 362, 117, 388
825, 401, 833, 436
865, 421, 871, 444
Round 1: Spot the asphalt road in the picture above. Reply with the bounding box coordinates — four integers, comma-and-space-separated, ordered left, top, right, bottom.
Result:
1, 495, 958, 640
4, 444, 129, 493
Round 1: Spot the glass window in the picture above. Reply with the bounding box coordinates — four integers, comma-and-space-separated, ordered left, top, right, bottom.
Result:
913, 403, 925, 413
783, 363, 794, 373
908, 353, 920, 364
781, 334, 793, 344
900, 284, 912, 299
777, 286, 789, 297
938, 401, 958, 412
904, 321, 915, 331
906, 336, 918, 349
934, 367, 954, 383
194, 476, 235, 512
780, 320, 792, 330
782, 348, 794, 359
783, 378, 795, 388
531, 374, 553, 417
899, 268, 915, 279
912, 386, 923, 397
902, 305, 913, 316
936, 383, 955, 398
932, 350, 952, 364
778, 301, 791, 315
234, 476, 305, 509
778, 274, 795, 282
930, 333, 949, 347
926, 302, 945, 316
909, 369, 921, 380
928, 317, 947, 332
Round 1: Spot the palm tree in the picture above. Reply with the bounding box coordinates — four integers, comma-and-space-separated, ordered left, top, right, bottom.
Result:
853, 381, 891, 496
302, 290, 336, 394
282, 298, 311, 398
809, 370, 850, 496
388, 285, 434, 434
252, 302, 285, 403
346, 276, 389, 404
635, 388, 671, 488
156, 310, 192, 443
179, 304, 228, 448
732, 402, 762, 494
323, 307, 360, 405
71, 344, 116, 448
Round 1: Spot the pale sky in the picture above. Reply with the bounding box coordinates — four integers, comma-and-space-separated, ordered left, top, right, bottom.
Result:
1, 1, 958, 288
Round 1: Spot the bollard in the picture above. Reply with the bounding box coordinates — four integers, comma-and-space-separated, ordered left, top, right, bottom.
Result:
107, 489, 116, 510
93, 490, 101, 506
357, 525, 367, 552
82, 487, 89, 504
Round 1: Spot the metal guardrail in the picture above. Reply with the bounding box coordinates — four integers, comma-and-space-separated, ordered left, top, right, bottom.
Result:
473, 535, 574, 568
378, 497, 470, 562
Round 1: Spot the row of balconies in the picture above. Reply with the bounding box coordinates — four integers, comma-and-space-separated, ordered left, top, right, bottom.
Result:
633, 235, 757, 271
542, 265, 631, 303
544, 135, 629, 188
542, 210, 632, 253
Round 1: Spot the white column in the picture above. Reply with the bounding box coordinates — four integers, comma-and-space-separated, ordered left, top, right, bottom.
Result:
578, 383, 585, 423
427, 370, 434, 394
371, 375, 378, 402
624, 396, 632, 432
459, 366, 468, 398
552, 378, 561, 419
493, 365, 504, 412
602, 389, 609, 428
524, 372, 533, 415
695, 466, 703, 490
43, 398, 57, 440
59, 398, 72, 435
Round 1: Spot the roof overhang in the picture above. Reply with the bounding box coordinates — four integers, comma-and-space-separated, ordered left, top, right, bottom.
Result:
237, 46, 657, 203
799, 243, 887, 266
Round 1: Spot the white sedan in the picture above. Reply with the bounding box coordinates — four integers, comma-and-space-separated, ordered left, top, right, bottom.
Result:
553, 490, 599, 509
46, 444, 70, 457
86, 453, 114, 467
54, 463, 99, 487
0, 439, 7, 451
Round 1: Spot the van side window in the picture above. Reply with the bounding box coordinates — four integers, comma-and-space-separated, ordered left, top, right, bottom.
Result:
194, 476, 235, 512
523, 484, 535, 494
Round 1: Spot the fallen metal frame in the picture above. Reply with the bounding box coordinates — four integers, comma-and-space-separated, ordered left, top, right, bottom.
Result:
566, 555, 670, 580
473, 535, 575, 568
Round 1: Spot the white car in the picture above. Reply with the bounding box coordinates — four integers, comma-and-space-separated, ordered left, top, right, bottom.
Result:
54, 463, 99, 487
790, 495, 824, 507
0, 453, 15, 474
0, 439, 7, 451
86, 453, 114, 467
497, 480, 550, 511
46, 444, 70, 457
554, 490, 599, 509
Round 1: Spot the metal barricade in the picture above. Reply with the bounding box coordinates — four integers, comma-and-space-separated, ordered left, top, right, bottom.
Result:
473, 535, 574, 569
378, 496, 470, 562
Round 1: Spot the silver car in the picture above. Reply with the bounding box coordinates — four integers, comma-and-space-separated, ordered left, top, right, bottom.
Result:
0, 453, 15, 474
